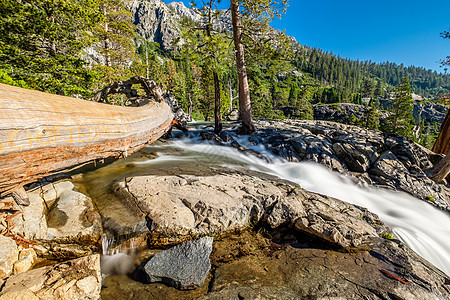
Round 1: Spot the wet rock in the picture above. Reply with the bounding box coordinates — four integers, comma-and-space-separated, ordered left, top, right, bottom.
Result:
332, 142, 370, 172
199, 231, 450, 300
144, 237, 213, 290
0, 235, 18, 279
369, 150, 408, 181
0, 254, 101, 300
46, 190, 102, 245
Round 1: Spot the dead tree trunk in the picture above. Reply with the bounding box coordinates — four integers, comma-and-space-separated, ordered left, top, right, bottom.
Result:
429, 150, 450, 183
0, 82, 174, 195
230, 0, 255, 134
428, 109, 450, 183
432, 108, 450, 154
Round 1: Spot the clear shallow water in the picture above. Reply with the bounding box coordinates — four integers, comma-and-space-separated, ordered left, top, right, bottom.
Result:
134, 130, 450, 276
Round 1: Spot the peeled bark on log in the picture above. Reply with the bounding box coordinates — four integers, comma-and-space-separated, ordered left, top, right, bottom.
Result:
0, 83, 174, 195
432, 108, 450, 154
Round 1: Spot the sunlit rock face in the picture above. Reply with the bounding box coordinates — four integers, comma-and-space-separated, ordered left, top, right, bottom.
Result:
128, 0, 231, 51
107, 172, 384, 249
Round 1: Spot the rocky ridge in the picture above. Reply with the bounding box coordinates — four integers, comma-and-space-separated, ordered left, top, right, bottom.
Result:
313, 101, 447, 133
128, 0, 231, 51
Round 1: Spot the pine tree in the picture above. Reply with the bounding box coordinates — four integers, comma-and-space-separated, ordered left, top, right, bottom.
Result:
230, 0, 289, 133
386, 77, 414, 137
361, 78, 375, 99
182, 0, 232, 133
364, 99, 379, 129
0, 0, 101, 95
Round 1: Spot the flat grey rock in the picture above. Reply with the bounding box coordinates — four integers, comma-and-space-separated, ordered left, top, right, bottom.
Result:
144, 237, 213, 289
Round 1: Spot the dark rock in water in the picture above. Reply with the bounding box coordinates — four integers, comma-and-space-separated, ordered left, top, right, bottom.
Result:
144, 237, 213, 290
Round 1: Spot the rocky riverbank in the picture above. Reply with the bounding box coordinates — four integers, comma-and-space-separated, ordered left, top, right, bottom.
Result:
252, 119, 449, 210
0, 120, 449, 299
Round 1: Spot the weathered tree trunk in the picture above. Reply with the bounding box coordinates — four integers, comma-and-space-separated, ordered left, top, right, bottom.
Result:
230, 0, 255, 134
0, 83, 174, 195
429, 150, 450, 183
213, 71, 222, 134
428, 109, 450, 183
432, 108, 450, 154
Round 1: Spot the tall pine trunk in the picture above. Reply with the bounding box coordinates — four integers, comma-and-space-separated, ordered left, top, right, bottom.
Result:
230, 0, 255, 133
213, 71, 222, 134
103, 8, 111, 67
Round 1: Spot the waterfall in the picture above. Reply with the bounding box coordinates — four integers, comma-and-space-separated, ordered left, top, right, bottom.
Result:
137, 131, 450, 276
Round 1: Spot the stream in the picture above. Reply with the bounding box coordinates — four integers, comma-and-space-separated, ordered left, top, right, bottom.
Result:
95, 127, 450, 277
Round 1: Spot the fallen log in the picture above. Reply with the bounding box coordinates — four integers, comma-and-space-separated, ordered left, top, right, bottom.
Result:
0, 83, 174, 196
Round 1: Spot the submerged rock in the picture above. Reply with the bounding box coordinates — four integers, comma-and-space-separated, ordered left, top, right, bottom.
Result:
144, 237, 213, 290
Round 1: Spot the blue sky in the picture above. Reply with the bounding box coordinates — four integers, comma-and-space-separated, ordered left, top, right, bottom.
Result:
168, 0, 450, 72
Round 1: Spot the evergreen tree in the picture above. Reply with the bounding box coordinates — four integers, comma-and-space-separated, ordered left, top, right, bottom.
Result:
92, 0, 137, 88
183, 0, 232, 133
364, 99, 379, 129
0, 0, 101, 95
386, 77, 414, 137
361, 78, 375, 99
374, 80, 383, 98
230, 0, 289, 133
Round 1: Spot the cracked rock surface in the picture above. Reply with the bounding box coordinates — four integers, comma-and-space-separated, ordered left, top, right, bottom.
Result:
0, 254, 101, 299
107, 173, 384, 249
102, 231, 450, 300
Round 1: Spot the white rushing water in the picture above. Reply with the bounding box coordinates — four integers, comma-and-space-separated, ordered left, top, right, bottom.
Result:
138, 131, 450, 276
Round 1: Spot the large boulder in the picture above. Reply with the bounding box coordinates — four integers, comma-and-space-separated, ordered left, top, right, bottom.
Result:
110, 174, 283, 243
144, 237, 213, 290
46, 190, 102, 245
106, 173, 383, 249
